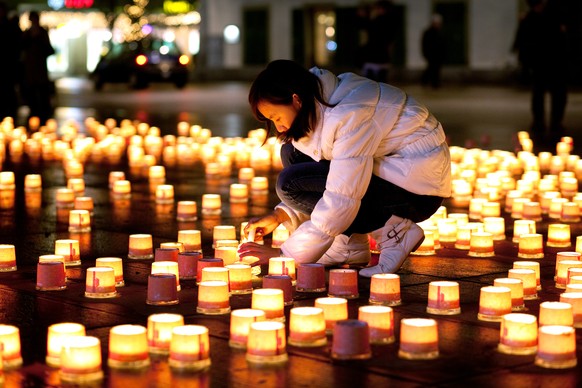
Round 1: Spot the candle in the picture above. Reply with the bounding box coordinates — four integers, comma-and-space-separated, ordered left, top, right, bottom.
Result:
315, 297, 348, 334
437, 218, 458, 243
369, 273, 401, 306
398, 318, 439, 360
68, 209, 91, 233
0, 244, 17, 272
331, 320, 372, 361
517, 233, 544, 259
229, 183, 249, 203
147, 313, 184, 354
426, 281, 461, 315
512, 219, 536, 243
250, 176, 269, 195
108, 325, 150, 370
154, 247, 180, 262
146, 274, 179, 306
226, 264, 253, 294
214, 246, 239, 266
559, 292, 582, 328
522, 201, 542, 221
112, 180, 131, 199
549, 197, 568, 219
547, 223, 571, 247
201, 194, 221, 216
177, 229, 202, 252
262, 275, 294, 306
108, 171, 125, 188
85, 267, 117, 298
295, 263, 326, 293
36, 261, 66, 291
155, 184, 174, 204
412, 229, 436, 255
483, 217, 505, 240
494, 278, 525, 311
151, 261, 181, 291
358, 305, 395, 344
177, 251, 201, 280
481, 202, 500, 218
148, 165, 166, 182
508, 268, 538, 300
497, 313, 538, 355
24, 174, 42, 192
468, 231, 495, 257
229, 309, 266, 349
454, 223, 480, 250
251, 288, 285, 321
246, 321, 288, 365
95, 257, 124, 287
212, 225, 236, 248
67, 178, 85, 195
561, 201, 581, 223
46, 323, 86, 367
539, 301, 573, 327
287, 307, 327, 347
535, 326, 577, 369
55, 188, 75, 208
168, 325, 211, 371
268, 256, 296, 283
197, 280, 231, 315
328, 268, 359, 299
196, 258, 224, 283
59, 336, 104, 383
176, 200, 198, 221
555, 260, 582, 289
54, 239, 81, 266
555, 251, 581, 280
238, 167, 255, 183
0, 325, 22, 369
271, 225, 290, 248
74, 196, 94, 215
469, 198, 487, 220
128, 234, 154, 260
513, 261, 541, 290
478, 286, 512, 322
0, 171, 15, 190
201, 267, 230, 284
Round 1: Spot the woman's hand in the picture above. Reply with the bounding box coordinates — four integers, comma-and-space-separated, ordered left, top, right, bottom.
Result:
237, 242, 282, 266
243, 208, 289, 241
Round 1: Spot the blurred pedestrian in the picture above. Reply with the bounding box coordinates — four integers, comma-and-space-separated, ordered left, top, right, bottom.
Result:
0, 1, 22, 121
360, 0, 397, 83
421, 14, 445, 88
512, 0, 569, 144
21, 10, 55, 125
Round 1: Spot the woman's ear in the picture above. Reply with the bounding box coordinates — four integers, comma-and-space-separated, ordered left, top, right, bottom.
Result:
292, 94, 302, 109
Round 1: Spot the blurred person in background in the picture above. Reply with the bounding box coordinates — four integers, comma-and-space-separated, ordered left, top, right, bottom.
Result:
421, 14, 445, 89
360, 0, 397, 83
21, 10, 54, 125
0, 1, 22, 121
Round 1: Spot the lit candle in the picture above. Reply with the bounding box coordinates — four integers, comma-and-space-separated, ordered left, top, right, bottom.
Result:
36, 261, 66, 291
146, 274, 178, 306
483, 217, 505, 240
369, 273, 401, 306
513, 261, 541, 290
508, 268, 538, 300
148, 165, 166, 183
0, 325, 22, 369
0, 244, 17, 272
59, 336, 103, 383
517, 233, 544, 259
328, 268, 359, 299
287, 307, 327, 347
201, 267, 230, 284
535, 326, 577, 369
67, 178, 85, 196
262, 275, 294, 306
539, 301, 573, 327
74, 196, 94, 215
411, 229, 436, 255
250, 176, 269, 195
214, 246, 238, 266
229, 183, 249, 203
246, 321, 288, 364
108, 325, 150, 370
455, 223, 480, 250
512, 219, 536, 243
555, 260, 582, 289
469, 198, 487, 220
494, 278, 525, 311
151, 261, 181, 291
559, 292, 582, 328
212, 225, 236, 248
315, 297, 348, 334
451, 179, 472, 208
168, 325, 211, 371
358, 305, 395, 344
295, 263, 326, 293
197, 280, 231, 315
85, 267, 117, 298
398, 318, 439, 360
437, 218, 457, 243
24, 174, 42, 192
177, 229, 202, 252
46, 323, 86, 367
478, 286, 512, 322
426, 281, 461, 315
201, 194, 221, 216
238, 167, 255, 183
177, 251, 201, 280
497, 313, 538, 355
112, 180, 131, 199
68, 209, 91, 233
196, 258, 224, 283
522, 201, 543, 221
176, 200, 197, 221
155, 184, 174, 204
481, 202, 500, 218
560, 201, 581, 223
95, 257, 124, 287
128, 234, 154, 260
55, 188, 75, 208
468, 231, 495, 257
251, 288, 285, 321
0, 171, 15, 190
555, 251, 581, 280
331, 320, 372, 361
147, 313, 184, 355
54, 239, 81, 266
108, 171, 125, 189
268, 256, 296, 283
229, 309, 266, 349
226, 263, 253, 294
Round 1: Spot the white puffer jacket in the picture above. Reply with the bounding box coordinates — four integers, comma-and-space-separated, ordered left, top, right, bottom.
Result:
277, 68, 452, 263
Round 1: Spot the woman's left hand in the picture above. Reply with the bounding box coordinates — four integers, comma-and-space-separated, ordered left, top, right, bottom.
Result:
238, 242, 282, 266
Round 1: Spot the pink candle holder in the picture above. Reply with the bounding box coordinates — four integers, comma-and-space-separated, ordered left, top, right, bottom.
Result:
168, 325, 211, 371
498, 313, 538, 355
328, 269, 359, 299
426, 281, 461, 315
331, 320, 372, 361
358, 305, 395, 344
398, 318, 439, 360
177, 251, 202, 280
229, 309, 266, 349
151, 261, 181, 291
154, 247, 179, 262
369, 273, 401, 306
296, 263, 326, 293
196, 258, 224, 283
287, 307, 327, 347
146, 274, 179, 305
36, 261, 66, 291
262, 274, 294, 306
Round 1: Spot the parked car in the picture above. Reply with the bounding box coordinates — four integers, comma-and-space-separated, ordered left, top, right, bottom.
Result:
92, 38, 191, 90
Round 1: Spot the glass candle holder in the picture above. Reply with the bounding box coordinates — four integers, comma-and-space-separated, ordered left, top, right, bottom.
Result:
85, 267, 117, 298
468, 232, 495, 257
238, 167, 255, 183
549, 198, 568, 219
177, 251, 202, 280
74, 196, 94, 215
535, 325, 577, 369
108, 325, 150, 370
263, 275, 294, 306
547, 224, 571, 247
559, 292, 582, 328
229, 309, 266, 349
55, 188, 75, 208
369, 273, 401, 306
250, 176, 269, 195
328, 268, 359, 299
177, 229, 202, 253
246, 321, 288, 365
68, 209, 91, 233
197, 280, 231, 315
201, 267, 230, 284
154, 247, 180, 262
271, 225, 290, 248
498, 313, 538, 355
493, 278, 525, 311
214, 246, 239, 266
437, 218, 457, 243
226, 264, 253, 294
561, 202, 581, 222
508, 268, 538, 300
160, 242, 184, 253
251, 288, 285, 321
128, 234, 154, 260
287, 307, 327, 347
398, 318, 439, 360
411, 229, 436, 255
0, 244, 17, 272
331, 320, 372, 361
517, 233, 544, 259
512, 219, 536, 243
108, 171, 125, 189
59, 336, 104, 383
24, 173, 42, 192
556, 260, 582, 289
315, 297, 348, 334
46, 323, 86, 367
55, 239, 81, 266
146, 274, 178, 306
147, 313, 184, 355
426, 281, 461, 315
151, 261, 180, 291
213, 225, 237, 248
0, 325, 22, 369
168, 325, 211, 371
176, 200, 198, 221
196, 258, 224, 283
229, 183, 249, 203
36, 261, 66, 291
112, 180, 131, 199
268, 257, 296, 284
95, 257, 124, 287
296, 263, 326, 293
201, 194, 221, 216
478, 286, 512, 322
513, 261, 541, 290
539, 301, 574, 327
155, 184, 174, 204
358, 305, 395, 344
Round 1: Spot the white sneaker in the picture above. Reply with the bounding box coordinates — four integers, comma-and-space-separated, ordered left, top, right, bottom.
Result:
359, 215, 424, 277
317, 233, 371, 266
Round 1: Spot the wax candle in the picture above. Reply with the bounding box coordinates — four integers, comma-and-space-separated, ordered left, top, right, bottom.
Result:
177, 229, 202, 253
107, 325, 150, 370
517, 233, 544, 259
369, 273, 401, 306
498, 313, 538, 355
128, 234, 154, 260
0, 244, 17, 272
426, 281, 461, 315
229, 309, 266, 349
251, 288, 285, 321
147, 313, 184, 354
398, 318, 439, 360
246, 321, 288, 365
197, 281, 231, 315
60, 336, 104, 383
539, 301, 574, 327
358, 305, 395, 344
478, 286, 512, 322
95, 257, 124, 287
535, 325, 577, 369
46, 323, 86, 367
85, 267, 117, 298
168, 325, 211, 371
176, 200, 198, 221
287, 307, 327, 347
226, 263, 253, 294
493, 278, 525, 311
315, 297, 348, 334
0, 325, 22, 369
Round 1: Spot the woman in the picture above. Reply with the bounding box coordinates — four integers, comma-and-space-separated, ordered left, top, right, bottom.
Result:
238, 60, 451, 277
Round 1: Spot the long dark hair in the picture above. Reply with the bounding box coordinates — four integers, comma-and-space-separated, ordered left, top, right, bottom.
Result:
248, 60, 333, 143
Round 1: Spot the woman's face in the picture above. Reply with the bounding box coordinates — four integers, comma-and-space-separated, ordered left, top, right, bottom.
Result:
257, 94, 302, 134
